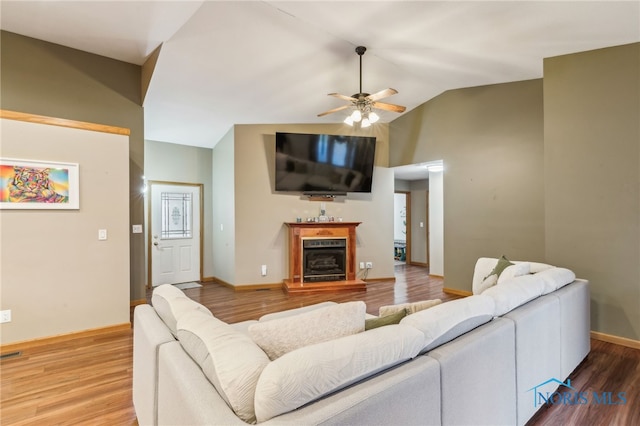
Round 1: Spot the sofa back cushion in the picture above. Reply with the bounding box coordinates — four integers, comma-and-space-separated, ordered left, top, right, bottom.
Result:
400, 295, 495, 353
258, 301, 338, 322
248, 301, 366, 360
378, 299, 442, 317
151, 284, 212, 336
177, 310, 270, 424
253, 324, 424, 423
472, 257, 555, 294
535, 267, 576, 294
482, 274, 547, 316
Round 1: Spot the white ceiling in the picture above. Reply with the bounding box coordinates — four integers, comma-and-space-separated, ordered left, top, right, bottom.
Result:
2, 1, 639, 160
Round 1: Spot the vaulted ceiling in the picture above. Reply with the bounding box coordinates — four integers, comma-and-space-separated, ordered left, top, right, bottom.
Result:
2, 1, 639, 150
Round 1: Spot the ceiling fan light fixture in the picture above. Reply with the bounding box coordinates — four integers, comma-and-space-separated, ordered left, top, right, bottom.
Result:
361, 117, 371, 128
318, 46, 406, 122
344, 116, 354, 126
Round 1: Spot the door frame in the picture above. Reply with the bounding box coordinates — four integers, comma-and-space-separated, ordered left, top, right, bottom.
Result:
395, 190, 411, 264
146, 180, 204, 289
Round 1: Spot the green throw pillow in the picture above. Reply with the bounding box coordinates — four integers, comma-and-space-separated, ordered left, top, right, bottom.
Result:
365, 308, 409, 330
487, 255, 514, 279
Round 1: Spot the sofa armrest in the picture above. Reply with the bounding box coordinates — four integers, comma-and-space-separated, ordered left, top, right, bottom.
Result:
133, 304, 175, 426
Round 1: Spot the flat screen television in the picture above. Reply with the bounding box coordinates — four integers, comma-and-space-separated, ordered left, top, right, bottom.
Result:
275, 132, 376, 194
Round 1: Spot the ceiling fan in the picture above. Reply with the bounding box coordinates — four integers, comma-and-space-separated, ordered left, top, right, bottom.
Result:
318, 46, 406, 127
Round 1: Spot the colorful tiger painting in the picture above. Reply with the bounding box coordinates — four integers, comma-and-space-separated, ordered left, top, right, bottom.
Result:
7, 166, 69, 203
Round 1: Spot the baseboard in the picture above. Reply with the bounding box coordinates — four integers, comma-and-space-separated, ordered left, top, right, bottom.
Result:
590, 331, 640, 350
410, 262, 429, 267
0, 322, 131, 354
201, 276, 215, 283
443, 287, 472, 297
130, 298, 147, 307
363, 276, 396, 283
429, 274, 444, 278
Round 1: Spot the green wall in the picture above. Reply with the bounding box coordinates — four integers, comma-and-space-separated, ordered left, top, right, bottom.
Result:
1, 31, 146, 301
390, 43, 640, 341
544, 43, 640, 340
390, 79, 546, 289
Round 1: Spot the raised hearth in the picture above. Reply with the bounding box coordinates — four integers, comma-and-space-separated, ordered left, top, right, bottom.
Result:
284, 222, 365, 294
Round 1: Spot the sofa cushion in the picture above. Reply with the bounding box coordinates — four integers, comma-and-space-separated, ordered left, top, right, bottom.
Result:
258, 301, 338, 322
365, 308, 408, 330
488, 255, 514, 278
378, 299, 442, 317
176, 310, 270, 424
472, 257, 555, 294
535, 267, 577, 294
253, 324, 424, 423
249, 301, 366, 360
151, 284, 212, 336
476, 273, 498, 294
497, 262, 531, 284
400, 295, 495, 353
482, 274, 547, 316
472, 257, 503, 294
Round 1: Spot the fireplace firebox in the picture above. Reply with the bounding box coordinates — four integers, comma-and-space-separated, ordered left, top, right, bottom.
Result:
302, 239, 346, 282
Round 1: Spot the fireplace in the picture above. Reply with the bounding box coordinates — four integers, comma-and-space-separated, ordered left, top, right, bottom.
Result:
284, 222, 365, 293
302, 238, 346, 282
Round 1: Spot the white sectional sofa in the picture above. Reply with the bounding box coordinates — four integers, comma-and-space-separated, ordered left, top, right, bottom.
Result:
133, 257, 590, 426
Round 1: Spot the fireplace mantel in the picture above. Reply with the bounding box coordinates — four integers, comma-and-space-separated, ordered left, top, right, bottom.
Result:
283, 222, 366, 294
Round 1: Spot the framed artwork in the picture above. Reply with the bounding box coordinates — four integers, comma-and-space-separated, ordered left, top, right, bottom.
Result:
0, 158, 80, 209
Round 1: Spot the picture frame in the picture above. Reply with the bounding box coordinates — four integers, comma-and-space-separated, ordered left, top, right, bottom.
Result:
0, 158, 80, 209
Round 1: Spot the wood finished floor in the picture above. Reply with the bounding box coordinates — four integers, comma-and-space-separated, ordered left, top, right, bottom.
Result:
1, 264, 638, 425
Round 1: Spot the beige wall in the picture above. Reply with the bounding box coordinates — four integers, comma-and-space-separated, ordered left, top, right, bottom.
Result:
544, 43, 640, 340
0, 118, 130, 344
144, 140, 214, 279
224, 123, 394, 286
390, 79, 546, 289
211, 127, 236, 284
0, 31, 146, 301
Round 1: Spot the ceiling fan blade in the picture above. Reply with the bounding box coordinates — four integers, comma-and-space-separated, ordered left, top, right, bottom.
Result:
372, 101, 406, 113
317, 104, 350, 117
366, 88, 398, 102
328, 93, 357, 102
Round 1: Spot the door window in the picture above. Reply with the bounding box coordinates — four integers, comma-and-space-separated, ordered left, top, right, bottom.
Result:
161, 192, 192, 239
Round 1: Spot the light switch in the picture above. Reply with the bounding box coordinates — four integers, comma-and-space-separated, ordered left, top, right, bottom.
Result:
98, 229, 108, 240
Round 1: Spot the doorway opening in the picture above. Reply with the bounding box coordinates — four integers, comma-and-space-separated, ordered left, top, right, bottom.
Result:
394, 191, 410, 265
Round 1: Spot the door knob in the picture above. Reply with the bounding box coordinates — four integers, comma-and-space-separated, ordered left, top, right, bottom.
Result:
153, 242, 159, 246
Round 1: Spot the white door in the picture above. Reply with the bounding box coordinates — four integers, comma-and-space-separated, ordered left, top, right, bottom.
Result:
150, 183, 201, 286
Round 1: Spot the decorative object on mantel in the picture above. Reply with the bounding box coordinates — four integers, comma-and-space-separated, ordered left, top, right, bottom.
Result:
283, 221, 365, 294
317, 46, 406, 127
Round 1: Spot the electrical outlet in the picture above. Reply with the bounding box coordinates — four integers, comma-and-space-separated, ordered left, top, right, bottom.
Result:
261, 265, 267, 276
359, 262, 365, 270
1, 310, 11, 323
366, 261, 373, 269
98, 229, 108, 240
